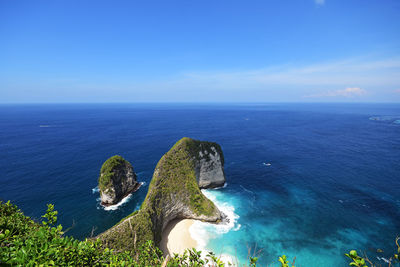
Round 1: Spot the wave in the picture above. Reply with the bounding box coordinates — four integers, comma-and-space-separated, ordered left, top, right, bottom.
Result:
95, 182, 145, 211
92, 186, 99, 194
202, 190, 240, 234
101, 193, 134, 211
189, 190, 240, 265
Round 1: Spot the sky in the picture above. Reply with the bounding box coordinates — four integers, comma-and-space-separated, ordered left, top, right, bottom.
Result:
1, 0, 400, 103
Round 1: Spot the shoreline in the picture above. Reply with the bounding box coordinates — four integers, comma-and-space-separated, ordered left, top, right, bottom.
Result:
100, 182, 142, 207
160, 219, 197, 256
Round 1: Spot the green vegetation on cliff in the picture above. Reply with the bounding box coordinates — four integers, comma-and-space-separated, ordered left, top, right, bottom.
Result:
145, 137, 218, 217
98, 137, 222, 252
98, 155, 127, 191
171, 137, 224, 165
0, 201, 144, 266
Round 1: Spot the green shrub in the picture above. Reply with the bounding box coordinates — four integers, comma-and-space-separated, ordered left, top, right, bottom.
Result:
345, 241, 400, 267
8, 199, 399, 267
0, 201, 260, 266
278, 255, 295, 267
0, 200, 138, 266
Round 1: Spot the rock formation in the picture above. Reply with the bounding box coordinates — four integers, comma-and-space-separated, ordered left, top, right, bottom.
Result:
97, 137, 227, 251
193, 140, 226, 189
98, 155, 141, 206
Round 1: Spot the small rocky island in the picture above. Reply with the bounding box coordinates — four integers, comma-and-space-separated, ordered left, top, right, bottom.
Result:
98, 137, 227, 251
98, 155, 141, 206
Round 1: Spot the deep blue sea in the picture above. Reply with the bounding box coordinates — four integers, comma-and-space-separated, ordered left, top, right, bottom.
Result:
1, 103, 399, 266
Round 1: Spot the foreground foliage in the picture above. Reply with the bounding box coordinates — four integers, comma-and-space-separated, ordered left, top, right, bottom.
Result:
1, 201, 397, 266
0, 201, 257, 266
345, 243, 400, 267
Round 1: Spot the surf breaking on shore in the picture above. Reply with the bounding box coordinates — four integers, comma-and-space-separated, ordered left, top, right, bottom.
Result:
93, 182, 145, 211
160, 219, 197, 256
161, 189, 240, 265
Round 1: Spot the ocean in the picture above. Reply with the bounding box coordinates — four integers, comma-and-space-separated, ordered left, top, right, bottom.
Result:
1, 103, 399, 266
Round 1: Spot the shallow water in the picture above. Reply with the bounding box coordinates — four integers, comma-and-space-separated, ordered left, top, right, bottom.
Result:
1, 103, 399, 266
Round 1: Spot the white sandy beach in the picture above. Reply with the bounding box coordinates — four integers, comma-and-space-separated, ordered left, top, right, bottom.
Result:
160, 219, 197, 256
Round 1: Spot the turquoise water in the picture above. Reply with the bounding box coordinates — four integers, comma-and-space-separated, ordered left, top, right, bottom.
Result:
1, 103, 399, 266
195, 189, 367, 266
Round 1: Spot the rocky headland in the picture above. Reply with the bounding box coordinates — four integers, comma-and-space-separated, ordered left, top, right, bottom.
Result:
98, 155, 141, 206
97, 137, 227, 251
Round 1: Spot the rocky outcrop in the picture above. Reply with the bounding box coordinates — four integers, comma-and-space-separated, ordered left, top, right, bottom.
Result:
98, 155, 141, 206
97, 138, 227, 251
194, 141, 226, 189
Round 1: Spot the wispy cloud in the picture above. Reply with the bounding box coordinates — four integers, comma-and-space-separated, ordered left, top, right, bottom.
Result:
305, 87, 366, 98
138, 56, 399, 101
11, 56, 398, 102
170, 57, 400, 89
315, 0, 325, 5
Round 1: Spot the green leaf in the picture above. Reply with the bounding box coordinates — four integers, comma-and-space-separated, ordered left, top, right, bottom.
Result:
349, 250, 358, 257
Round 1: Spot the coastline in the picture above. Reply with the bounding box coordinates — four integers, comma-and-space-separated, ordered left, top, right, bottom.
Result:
160, 219, 197, 256
100, 182, 142, 207
97, 182, 144, 211
159, 190, 239, 265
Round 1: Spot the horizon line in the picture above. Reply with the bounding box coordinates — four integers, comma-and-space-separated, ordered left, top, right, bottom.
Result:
1, 101, 400, 105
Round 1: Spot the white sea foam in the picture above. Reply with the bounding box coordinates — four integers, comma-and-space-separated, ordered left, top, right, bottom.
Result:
189, 189, 240, 265
189, 220, 209, 249
92, 187, 99, 194
96, 182, 144, 211
262, 162, 271, 166
203, 190, 240, 234
102, 193, 133, 211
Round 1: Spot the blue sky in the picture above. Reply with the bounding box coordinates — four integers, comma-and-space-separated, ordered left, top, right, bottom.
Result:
1, 0, 400, 103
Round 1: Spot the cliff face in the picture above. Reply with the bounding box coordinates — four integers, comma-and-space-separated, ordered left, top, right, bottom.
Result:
98, 155, 141, 206
97, 138, 226, 251
194, 142, 226, 189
